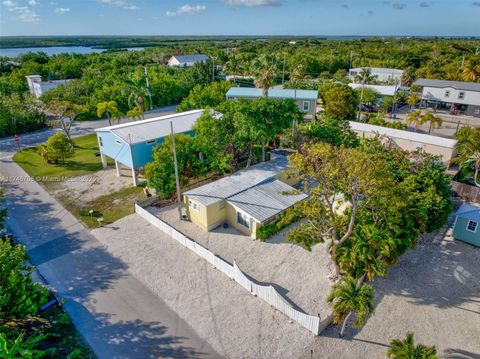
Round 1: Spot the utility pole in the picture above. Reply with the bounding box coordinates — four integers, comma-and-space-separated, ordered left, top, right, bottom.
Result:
212, 56, 216, 82
282, 53, 286, 85
357, 78, 365, 121
170, 121, 182, 208
144, 66, 153, 110
349, 51, 354, 71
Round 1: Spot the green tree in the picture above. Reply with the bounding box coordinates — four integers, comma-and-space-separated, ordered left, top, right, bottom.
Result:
354, 68, 378, 84
319, 82, 359, 121
327, 277, 374, 337
126, 107, 144, 122
454, 127, 480, 186
355, 87, 379, 105
251, 54, 280, 98
96, 101, 123, 126
45, 100, 85, 140
177, 81, 232, 112
387, 333, 438, 359
460, 58, 480, 82
0, 240, 49, 320
381, 96, 394, 114
406, 110, 423, 132
407, 93, 421, 110
145, 134, 205, 198
38, 132, 74, 164
287, 142, 393, 278
0, 332, 47, 359
421, 112, 442, 135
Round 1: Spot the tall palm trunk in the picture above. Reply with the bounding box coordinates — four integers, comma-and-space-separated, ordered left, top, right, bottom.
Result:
261, 140, 266, 162
340, 311, 352, 337
107, 113, 112, 126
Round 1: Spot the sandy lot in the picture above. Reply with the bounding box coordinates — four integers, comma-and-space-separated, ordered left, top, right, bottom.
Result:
93, 214, 317, 359
150, 204, 333, 320
48, 167, 142, 205
301, 223, 480, 359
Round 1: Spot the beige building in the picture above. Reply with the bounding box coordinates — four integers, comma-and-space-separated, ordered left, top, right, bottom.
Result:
182, 154, 306, 238
349, 121, 457, 166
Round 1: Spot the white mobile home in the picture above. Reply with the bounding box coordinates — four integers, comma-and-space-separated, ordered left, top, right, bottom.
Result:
167, 54, 208, 68
349, 67, 404, 84
413, 79, 480, 117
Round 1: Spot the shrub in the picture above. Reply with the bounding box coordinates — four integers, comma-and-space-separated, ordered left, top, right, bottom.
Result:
38, 133, 75, 164
256, 203, 304, 240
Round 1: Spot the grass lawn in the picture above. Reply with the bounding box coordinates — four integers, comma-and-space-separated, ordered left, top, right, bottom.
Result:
13, 134, 113, 179
59, 186, 145, 229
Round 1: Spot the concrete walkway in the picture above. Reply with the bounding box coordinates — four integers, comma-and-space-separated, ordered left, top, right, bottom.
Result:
0, 104, 220, 358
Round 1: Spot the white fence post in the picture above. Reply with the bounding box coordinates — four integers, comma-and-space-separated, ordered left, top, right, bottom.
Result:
135, 203, 325, 335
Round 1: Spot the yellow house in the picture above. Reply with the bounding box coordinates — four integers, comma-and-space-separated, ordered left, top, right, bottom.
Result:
183, 155, 307, 238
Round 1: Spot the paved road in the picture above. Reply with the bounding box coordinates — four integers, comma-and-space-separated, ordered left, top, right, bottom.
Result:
0, 105, 220, 359
0, 105, 177, 155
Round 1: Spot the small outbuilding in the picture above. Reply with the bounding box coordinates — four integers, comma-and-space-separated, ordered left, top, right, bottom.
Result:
453, 203, 480, 247
95, 110, 203, 186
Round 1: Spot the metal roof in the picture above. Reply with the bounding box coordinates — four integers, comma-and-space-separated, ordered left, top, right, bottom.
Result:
95, 110, 203, 145
228, 178, 307, 223
456, 203, 480, 222
350, 67, 404, 75
171, 54, 208, 63
349, 121, 458, 149
226, 87, 318, 100
348, 83, 399, 96
184, 157, 290, 206
413, 79, 480, 92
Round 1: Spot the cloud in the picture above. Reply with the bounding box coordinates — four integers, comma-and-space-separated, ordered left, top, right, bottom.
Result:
473, 1, 480, 6
166, 4, 206, 16
223, 0, 281, 6
54, 6, 69, 13
99, 0, 138, 10
392, 2, 406, 10
28, 0, 36, 5
2, 0, 16, 7
3, 1, 40, 22
419, 1, 430, 7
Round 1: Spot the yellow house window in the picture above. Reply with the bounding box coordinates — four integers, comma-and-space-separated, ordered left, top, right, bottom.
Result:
237, 211, 250, 229
189, 200, 199, 211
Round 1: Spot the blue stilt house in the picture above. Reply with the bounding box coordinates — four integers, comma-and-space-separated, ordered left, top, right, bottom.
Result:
95, 110, 203, 186
452, 203, 480, 247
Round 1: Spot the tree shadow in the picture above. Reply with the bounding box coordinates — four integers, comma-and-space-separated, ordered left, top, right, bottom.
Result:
67, 303, 214, 359
443, 348, 480, 359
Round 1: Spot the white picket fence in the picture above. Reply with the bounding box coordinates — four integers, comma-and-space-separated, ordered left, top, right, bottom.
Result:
135, 203, 323, 335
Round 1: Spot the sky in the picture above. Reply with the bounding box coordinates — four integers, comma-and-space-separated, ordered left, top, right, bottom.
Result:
1, 0, 480, 37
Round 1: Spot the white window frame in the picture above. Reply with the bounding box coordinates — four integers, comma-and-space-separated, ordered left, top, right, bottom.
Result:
458, 92, 465, 100
189, 200, 199, 212
466, 220, 478, 233
302, 101, 310, 112
237, 210, 250, 229
444, 90, 450, 98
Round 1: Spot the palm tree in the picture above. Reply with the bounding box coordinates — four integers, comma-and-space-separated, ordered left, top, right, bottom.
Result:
460, 59, 480, 82
127, 107, 144, 122
406, 110, 423, 132
225, 56, 240, 84
251, 54, 279, 98
290, 64, 307, 81
326, 277, 374, 337
387, 333, 438, 359
354, 68, 378, 84
454, 127, 480, 187
406, 93, 421, 111
421, 112, 442, 135
96, 101, 123, 126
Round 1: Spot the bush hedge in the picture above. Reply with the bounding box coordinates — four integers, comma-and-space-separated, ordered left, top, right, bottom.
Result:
256, 203, 304, 241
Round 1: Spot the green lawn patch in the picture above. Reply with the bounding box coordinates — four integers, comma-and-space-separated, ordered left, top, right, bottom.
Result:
13, 134, 113, 179
60, 186, 145, 229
